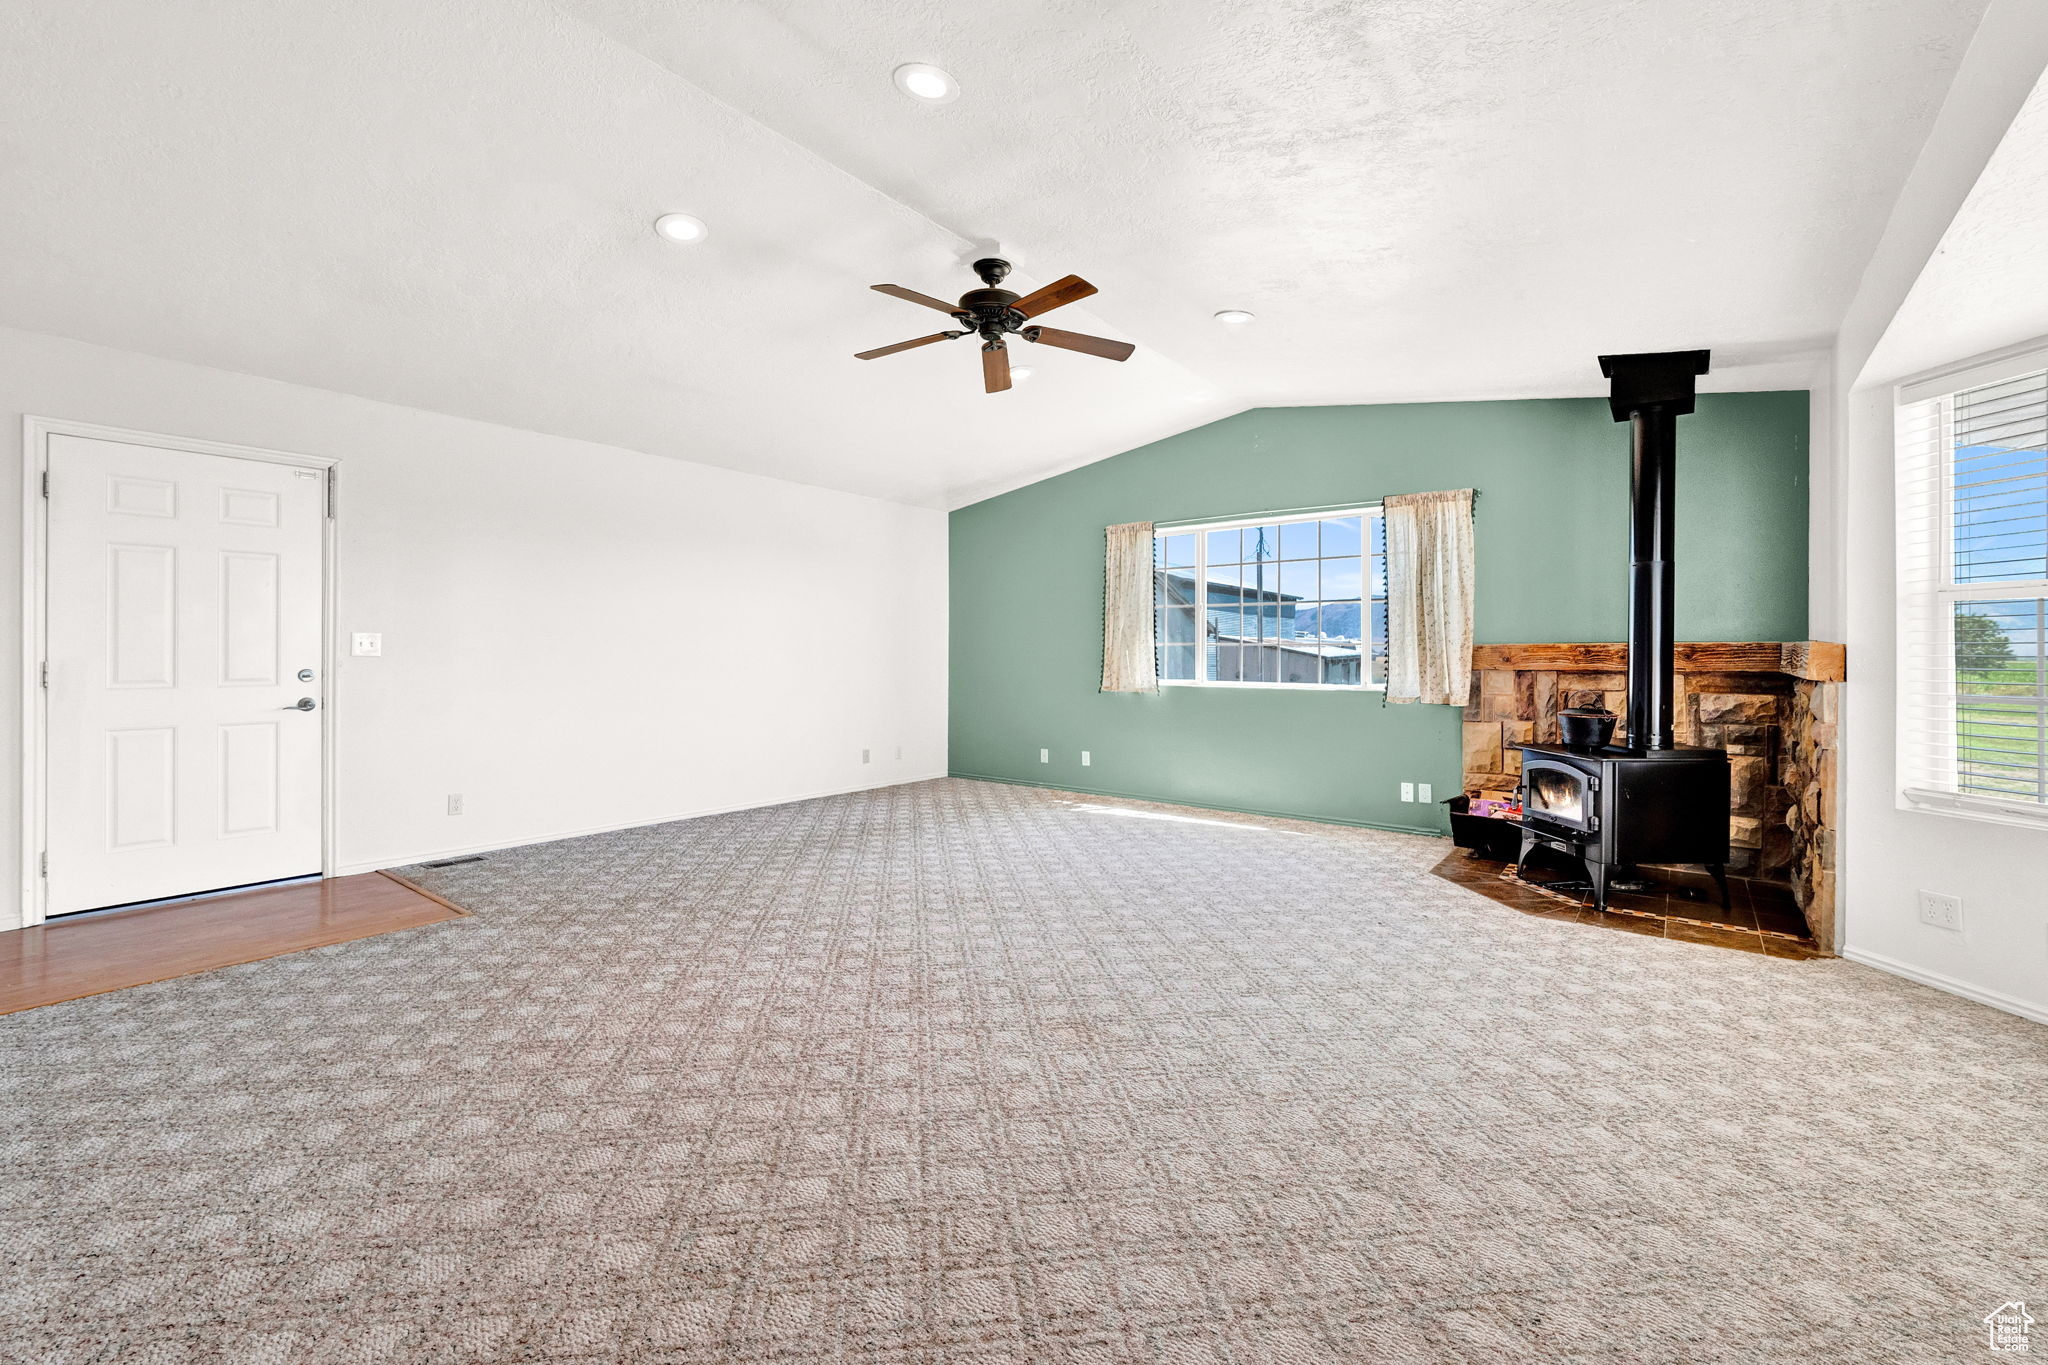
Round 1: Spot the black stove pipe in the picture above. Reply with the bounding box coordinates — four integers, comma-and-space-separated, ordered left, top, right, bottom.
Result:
1598, 350, 1711, 752
1627, 406, 1677, 749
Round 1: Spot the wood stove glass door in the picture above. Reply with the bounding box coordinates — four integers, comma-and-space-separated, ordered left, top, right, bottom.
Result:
1523, 759, 1598, 835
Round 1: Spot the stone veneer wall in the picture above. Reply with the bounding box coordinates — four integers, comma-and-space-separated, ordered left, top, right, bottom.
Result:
1460, 642, 1844, 948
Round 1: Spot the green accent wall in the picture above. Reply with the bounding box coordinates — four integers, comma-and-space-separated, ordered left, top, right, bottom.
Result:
949, 393, 1810, 834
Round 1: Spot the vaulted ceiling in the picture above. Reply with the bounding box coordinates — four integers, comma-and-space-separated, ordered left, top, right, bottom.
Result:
1863, 64, 2048, 387
0, 0, 1991, 506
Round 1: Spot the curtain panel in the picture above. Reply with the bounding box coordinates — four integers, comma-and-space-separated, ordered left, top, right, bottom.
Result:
1101, 521, 1159, 693
1385, 489, 1475, 706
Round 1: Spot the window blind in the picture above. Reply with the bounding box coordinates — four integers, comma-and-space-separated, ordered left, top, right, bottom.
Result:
1896, 355, 2048, 827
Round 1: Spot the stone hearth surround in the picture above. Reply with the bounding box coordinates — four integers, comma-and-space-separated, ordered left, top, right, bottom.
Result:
1460, 642, 1844, 948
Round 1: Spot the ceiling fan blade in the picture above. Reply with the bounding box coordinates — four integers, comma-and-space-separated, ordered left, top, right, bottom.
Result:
1024, 325, 1136, 362
982, 341, 1012, 393
871, 283, 962, 315
854, 331, 959, 360
1010, 274, 1097, 319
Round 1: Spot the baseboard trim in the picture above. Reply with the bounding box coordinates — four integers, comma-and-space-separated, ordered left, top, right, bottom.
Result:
1840, 945, 2048, 1027
335, 771, 950, 876
948, 771, 1448, 839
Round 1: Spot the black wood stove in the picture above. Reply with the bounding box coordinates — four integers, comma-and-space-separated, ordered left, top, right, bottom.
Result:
1516, 351, 1731, 911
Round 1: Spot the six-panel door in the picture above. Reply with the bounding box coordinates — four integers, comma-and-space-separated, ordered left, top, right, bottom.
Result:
45, 434, 325, 914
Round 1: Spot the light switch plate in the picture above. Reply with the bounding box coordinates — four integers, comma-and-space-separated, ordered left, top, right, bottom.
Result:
1418, 783, 1433, 803
351, 632, 382, 657
1400, 782, 1415, 802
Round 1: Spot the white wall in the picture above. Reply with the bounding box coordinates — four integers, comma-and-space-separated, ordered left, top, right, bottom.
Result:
0, 325, 949, 930
1828, 5, 2048, 1022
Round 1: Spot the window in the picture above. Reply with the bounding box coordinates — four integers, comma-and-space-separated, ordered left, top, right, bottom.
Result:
1153, 509, 1387, 688
1897, 355, 2048, 825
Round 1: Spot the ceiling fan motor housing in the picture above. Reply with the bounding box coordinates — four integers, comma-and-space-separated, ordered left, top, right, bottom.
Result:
958, 287, 1023, 341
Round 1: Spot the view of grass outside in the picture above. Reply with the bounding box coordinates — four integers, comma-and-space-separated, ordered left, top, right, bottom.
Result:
1948, 371, 2047, 806
1955, 604, 2048, 816
1954, 602, 2047, 803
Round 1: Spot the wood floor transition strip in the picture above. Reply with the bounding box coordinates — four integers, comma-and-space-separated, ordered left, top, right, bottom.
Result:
0, 873, 468, 1016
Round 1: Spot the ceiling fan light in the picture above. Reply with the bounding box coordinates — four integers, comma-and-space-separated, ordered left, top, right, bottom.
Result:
1213, 309, 1256, 325
1011, 366, 1034, 382
654, 213, 708, 243
893, 63, 960, 104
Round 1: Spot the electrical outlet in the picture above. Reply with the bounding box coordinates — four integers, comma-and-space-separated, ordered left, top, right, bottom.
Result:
1418, 783, 1433, 803
1917, 890, 1963, 931
1081, 751, 1091, 766
351, 632, 382, 657
446, 793, 464, 816
862, 749, 870, 764
896, 745, 903, 760
1039, 748, 1050, 764
1400, 782, 1415, 802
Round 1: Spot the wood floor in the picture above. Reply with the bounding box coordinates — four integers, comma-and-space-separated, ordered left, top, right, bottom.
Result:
0, 872, 468, 1015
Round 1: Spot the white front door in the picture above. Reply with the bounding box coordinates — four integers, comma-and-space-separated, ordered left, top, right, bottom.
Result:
44, 433, 327, 914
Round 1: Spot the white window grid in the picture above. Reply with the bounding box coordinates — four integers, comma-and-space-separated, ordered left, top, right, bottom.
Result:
1153, 507, 1387, 691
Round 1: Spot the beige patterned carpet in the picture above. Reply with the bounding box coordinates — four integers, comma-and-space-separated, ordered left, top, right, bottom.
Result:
2, 777, 2044, 1363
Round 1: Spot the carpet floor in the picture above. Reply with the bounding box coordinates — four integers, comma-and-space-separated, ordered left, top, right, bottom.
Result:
2, 778, 2043, 1364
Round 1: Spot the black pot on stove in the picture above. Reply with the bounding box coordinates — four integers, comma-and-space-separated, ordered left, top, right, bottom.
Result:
1557, 707, 1617, 750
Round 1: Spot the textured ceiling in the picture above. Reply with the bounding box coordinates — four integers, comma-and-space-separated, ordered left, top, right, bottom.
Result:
0, 0, 1992, 506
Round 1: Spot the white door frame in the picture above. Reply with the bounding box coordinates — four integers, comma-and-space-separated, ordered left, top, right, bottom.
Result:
19, 417, 339, 927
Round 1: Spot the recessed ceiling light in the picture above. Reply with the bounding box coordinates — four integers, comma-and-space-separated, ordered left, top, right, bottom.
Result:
653, 213, 708, 243
1213, 309, 1255, 325
893, 63, 960, 104
1011, 366, 1035, 382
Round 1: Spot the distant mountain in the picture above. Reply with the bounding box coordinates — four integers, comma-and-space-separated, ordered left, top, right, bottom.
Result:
1315, 602, 1363, 640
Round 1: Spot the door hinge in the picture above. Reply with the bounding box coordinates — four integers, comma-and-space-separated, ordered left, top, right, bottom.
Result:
39, 852, 47, 878
325, 467, 335, 520
39, 661, 48, 689
40, 470, 49, 499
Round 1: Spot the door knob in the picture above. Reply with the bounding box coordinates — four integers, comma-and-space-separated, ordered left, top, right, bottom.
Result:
282, 697, 317, 711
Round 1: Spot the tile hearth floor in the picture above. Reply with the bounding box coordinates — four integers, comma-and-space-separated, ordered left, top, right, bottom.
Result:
1429, 848, 1825, 959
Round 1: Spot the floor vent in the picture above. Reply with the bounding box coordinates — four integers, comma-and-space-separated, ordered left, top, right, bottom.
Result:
420, 855, 486, 869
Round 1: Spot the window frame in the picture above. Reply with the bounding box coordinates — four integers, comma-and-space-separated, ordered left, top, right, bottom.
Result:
1154, 505, 1387, 693
1896, 348, 2048, 829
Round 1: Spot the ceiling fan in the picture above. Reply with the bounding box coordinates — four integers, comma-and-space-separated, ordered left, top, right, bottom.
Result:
855, 257, 1136, 393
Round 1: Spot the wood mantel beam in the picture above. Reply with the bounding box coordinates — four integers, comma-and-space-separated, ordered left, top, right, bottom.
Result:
1470, 641, 1845, 682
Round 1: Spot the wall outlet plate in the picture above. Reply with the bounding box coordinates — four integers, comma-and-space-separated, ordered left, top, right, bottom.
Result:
1400, 782, 1415, 802
1081, 751, 1091, 766
1917, 890, 1963, 931
1417, 783, 1433, 803
446, 793, 463, 816
862, 749, 870, 764
1039, 748, 1050, 764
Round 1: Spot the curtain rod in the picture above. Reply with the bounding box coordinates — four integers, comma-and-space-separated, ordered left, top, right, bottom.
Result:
1152, 490, 1479, 532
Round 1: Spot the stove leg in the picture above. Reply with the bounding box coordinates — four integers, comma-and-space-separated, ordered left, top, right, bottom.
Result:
1706, 862, 1730, 911
1586, 860, 1610, 914
1515, 830, 1539, 880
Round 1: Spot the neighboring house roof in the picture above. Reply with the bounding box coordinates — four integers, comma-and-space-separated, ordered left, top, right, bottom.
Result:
1158, 568, 1304, 602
